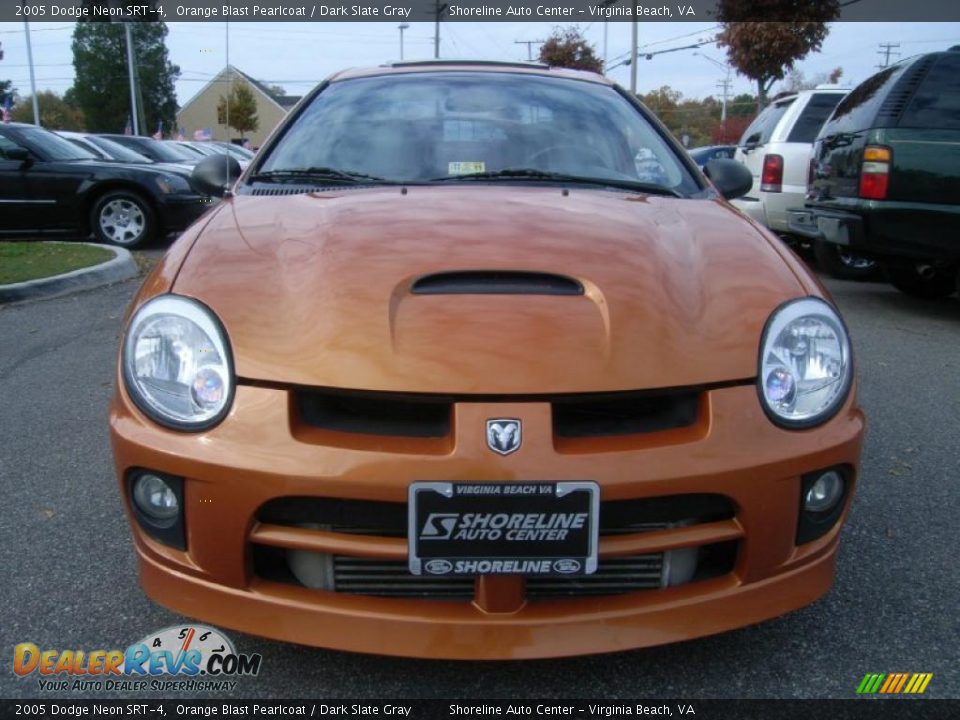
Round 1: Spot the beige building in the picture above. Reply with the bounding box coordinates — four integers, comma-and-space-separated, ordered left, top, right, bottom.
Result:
175, 65, 302, 148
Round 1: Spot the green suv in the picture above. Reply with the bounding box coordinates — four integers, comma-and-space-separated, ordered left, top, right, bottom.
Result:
789, 47, 960, 298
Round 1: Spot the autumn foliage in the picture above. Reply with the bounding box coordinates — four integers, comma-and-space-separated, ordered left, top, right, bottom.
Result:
716, 0, 840, 105
538, 27, 603, 73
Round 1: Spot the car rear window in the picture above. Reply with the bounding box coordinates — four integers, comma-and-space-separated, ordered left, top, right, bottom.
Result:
787, 93, 845, 143
820, 64, 908, 135
738, 99, 793, 147
899, 52, 960, 130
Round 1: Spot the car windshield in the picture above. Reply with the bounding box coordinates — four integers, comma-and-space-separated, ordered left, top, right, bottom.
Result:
20, 127, 98, 161
258, 72, 699, 194
88, 136, 153, 163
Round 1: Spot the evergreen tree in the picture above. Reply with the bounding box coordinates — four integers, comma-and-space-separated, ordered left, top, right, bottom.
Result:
70, 15, 179, 133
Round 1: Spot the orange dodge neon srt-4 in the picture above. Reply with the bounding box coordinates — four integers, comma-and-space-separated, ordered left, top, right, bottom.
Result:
110, 61, 864, 659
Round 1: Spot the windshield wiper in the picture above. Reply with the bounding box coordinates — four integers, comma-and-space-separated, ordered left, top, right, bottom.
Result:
429, 168, 682, 197
248, 167, 397, 185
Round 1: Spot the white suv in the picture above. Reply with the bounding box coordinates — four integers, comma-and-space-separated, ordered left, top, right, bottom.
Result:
732, 86, 848, 235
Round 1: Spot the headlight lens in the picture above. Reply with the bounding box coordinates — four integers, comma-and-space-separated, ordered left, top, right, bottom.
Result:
122, 295, 233, 430
154, 173, 192, 194
759, 297, 852, 427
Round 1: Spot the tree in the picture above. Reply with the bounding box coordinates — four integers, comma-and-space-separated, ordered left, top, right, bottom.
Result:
716, 0, 840, 106
0, 79, 15, 107
266, 84, 287, 97
217, 83, 259, 140
70, 16, 179, 134
779, 66, 845, 94
538, 27, 603, 73
10, 91, 85, 129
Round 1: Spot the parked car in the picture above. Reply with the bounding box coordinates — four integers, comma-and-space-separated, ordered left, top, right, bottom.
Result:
57, 131, 152, 163
731, 86, 879, 278
56, 131, 195, 176
111, 61, 863, 659
790, 47, 960, 298
0, 123, 213, 247
100, 134, 201, 168
688, 144, 736, 168
170, 140, 250, 170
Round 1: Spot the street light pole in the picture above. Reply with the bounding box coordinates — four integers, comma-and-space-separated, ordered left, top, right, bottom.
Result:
629, 12, 638, 94
22, 15, 40, 125
398, 23, 409, 61
694, 52, 732, 141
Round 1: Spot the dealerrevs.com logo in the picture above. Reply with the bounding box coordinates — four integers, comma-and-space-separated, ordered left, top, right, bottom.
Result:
13, 625, 262, 692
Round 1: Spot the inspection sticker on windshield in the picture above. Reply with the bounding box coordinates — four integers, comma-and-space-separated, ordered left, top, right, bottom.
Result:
409, 482, 599, 576
448, 161, 485, 175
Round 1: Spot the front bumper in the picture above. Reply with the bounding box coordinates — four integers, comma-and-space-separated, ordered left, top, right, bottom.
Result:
157, 195, 218, 234
110, 382, 864, 659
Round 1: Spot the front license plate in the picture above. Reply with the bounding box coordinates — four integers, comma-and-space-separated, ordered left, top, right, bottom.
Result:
408, 482, 599, 576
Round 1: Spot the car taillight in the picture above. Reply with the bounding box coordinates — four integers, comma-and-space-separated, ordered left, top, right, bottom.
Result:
760, 154, 783, 193
859, 145, 892, 200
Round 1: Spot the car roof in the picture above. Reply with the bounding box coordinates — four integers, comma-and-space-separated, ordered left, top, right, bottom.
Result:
327, 60, 611, 86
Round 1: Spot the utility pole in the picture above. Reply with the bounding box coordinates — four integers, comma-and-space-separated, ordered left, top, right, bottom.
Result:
716, 75, 732, 142
123, 23, 139, 135
398, 23, 409, 61
515, 40, 545, 62
23, 19, 40, 125
630, 10, 638, 94
876, 42, 900, 69
433, 0, 447, 59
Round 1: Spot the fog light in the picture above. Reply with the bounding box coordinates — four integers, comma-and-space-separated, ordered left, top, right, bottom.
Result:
804, 470, 844, 513
132, 473, 179, 521
287, 524, 335, 590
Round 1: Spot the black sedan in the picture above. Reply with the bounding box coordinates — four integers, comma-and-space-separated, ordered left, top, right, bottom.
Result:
0, 123, 213, 248
100, 134, 201, 167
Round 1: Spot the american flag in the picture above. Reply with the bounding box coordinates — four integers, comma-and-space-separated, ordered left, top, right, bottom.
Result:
152, 120, 163, 140
1, 96, 12, 124
193, 128, 213, 141
177, 127, 186, 141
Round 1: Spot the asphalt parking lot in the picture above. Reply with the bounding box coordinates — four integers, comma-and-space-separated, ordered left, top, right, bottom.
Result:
1, 269, 958, 701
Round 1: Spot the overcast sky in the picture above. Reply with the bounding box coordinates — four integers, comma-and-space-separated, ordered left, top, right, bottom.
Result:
1, 21, 958, 106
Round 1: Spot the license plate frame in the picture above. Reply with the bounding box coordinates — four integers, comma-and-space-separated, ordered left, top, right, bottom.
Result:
408, 482, 599, 576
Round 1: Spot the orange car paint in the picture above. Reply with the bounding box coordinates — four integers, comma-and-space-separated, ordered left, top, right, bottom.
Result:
110, 66, 863, 659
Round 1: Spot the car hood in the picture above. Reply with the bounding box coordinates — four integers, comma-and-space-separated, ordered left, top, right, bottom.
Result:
173, 186, 807, 394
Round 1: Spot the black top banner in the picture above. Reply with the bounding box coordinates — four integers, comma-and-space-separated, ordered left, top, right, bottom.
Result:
5, 0, 960, 23
2, 699, 960, 720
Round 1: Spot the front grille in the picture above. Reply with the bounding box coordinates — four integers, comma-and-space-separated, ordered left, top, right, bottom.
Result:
330, 554, 665, 599
252, 496, 738, 601
293, 387, 704, 440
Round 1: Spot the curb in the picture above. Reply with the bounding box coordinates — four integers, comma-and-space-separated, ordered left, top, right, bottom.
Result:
0, 243, 139, 305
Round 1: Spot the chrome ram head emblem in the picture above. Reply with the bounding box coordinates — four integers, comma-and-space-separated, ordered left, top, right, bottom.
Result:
486, 419, 521, 455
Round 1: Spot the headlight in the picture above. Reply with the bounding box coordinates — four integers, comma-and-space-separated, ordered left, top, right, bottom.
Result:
154, 173, 192, 194
122, 295, 233, 430
758, 297, 852, 428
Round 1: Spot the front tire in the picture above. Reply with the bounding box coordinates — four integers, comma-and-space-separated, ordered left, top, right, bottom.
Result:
813, 240, 878, 280
90, 190, 156, 249
884, 263, 957, 299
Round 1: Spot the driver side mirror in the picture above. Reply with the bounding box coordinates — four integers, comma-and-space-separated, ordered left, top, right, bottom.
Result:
191, 155, 242, 198
4, 147, 33, 166
704, 158, 753, 201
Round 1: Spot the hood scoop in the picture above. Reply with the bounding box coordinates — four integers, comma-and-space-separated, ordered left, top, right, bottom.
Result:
411, 270, 583, 296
